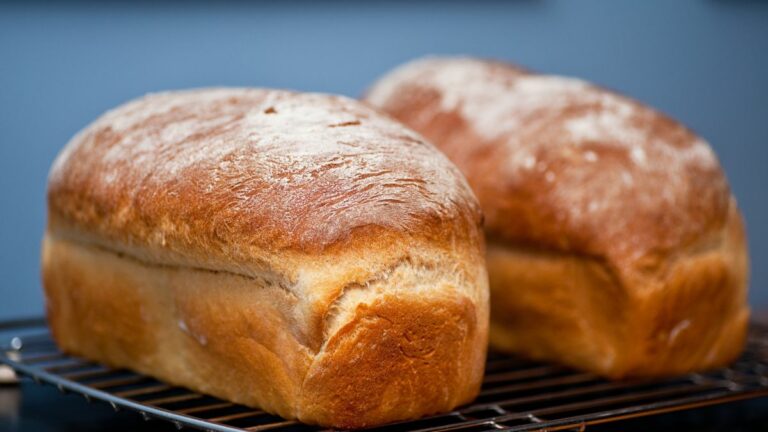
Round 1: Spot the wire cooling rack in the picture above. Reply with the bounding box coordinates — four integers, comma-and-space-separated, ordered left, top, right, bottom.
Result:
1, 318, 767, 431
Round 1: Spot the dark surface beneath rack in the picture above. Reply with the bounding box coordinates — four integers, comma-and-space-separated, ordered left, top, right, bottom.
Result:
0, 318, 767, 432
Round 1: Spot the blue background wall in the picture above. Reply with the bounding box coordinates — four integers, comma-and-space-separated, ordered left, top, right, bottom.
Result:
1, 0, 767, 318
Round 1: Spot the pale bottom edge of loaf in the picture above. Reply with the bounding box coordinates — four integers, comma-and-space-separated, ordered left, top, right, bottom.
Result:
41, 233, 487, 428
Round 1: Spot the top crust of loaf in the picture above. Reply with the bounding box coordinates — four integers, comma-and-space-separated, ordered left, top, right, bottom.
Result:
48, 88, 482, 271
365, 57, 733, 275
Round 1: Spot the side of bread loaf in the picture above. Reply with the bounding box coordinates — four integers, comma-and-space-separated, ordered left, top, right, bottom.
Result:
364, 57, 749, 378
44, 88, 489, 428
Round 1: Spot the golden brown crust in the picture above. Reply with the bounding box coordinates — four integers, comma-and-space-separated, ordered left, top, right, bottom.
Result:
48, 88, 482, 266
487, 201, 748, 378
44, 88, 489, 427
364, 57, 730, 276
300, 294, 484, 428
365, 57, 749, 377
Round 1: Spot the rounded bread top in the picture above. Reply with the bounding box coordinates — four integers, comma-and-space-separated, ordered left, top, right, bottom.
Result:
365, 57, 731, 269
48, 88, 482, 263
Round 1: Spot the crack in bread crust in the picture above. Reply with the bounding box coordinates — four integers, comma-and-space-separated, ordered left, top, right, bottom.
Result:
318, 256, 448, 341
49, 231, 300, 301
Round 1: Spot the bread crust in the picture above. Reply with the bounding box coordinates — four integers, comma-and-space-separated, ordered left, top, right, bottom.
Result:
44, 89, 489, 427
487, 200, 748, 378
365, 57, 750, 378
48, 88, 482, 269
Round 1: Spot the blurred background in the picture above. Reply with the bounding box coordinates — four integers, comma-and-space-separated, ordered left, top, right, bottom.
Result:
0, 0, 766, 319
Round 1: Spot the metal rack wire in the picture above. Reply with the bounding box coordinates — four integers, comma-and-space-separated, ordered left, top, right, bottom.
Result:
1, 318, 767, 431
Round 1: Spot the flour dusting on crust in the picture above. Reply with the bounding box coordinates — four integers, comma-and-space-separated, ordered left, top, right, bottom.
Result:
49, 88, 481, 255
366, 57, 729, 263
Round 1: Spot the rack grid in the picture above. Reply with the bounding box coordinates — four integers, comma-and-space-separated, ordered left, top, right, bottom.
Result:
1, 318, 766, 431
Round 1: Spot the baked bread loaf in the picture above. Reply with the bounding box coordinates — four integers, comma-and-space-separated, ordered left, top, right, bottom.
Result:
365, 57, 749, 379
43, 88, 489, 428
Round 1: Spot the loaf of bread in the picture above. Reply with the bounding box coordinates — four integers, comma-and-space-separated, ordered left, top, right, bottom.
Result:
365, 57, 749, 379
43, 88, 489, 428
